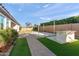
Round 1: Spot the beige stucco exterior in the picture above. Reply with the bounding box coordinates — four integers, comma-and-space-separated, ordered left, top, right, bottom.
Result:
19, 27, 33, 34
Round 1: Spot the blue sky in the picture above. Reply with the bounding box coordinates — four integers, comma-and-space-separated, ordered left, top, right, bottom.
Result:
3, 3, 79, 26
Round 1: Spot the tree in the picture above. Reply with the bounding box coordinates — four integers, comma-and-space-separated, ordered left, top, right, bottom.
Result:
25, 22, 32, 28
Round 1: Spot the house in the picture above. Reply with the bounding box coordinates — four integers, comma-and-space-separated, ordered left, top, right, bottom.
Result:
19, 27, 33, 34
20, 23, 33, 34
0, 4, 20, 32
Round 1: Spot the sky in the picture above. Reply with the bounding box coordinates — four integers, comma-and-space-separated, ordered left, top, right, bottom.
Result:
3, 3, 79, 26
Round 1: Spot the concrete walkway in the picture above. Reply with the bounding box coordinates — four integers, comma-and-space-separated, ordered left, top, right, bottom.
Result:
26, 34, 56, 56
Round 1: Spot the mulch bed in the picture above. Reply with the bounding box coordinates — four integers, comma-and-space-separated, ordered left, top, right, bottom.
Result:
0, 40, 13, 52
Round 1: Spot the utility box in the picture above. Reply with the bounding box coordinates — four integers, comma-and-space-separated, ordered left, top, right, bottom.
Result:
56, 31, 76, 43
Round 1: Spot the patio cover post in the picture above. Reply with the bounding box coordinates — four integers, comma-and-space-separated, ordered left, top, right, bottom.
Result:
71, 23, 72, 30
43, 24, 44, 32
53, 20, 56, 33
3, 17, 7, 29
38, 25, 39, 36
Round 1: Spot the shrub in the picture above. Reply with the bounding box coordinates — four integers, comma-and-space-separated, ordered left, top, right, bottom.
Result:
33, 27, 38, 31
6, 28, 13, 40
0, 30, 8, 48
0, 30, 8, 42
11, 29, 18, 41
0, 35, 6, 48
0, 28, 18, 48
6, 28, 18, 39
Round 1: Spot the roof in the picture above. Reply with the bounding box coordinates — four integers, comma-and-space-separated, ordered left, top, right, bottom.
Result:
0, 4, 20, 26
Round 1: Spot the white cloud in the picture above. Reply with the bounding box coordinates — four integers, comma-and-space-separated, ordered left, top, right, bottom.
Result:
68, 12, 79, 17
40, 17, 53, 20
50, 12, 79, 20
33, 3, 79, 17
39, 12, 79, 22
33, 4, 65, 16
42, 4, 50, 8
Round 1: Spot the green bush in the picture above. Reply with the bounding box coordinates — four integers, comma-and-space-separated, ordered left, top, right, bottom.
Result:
33, 27, 38, 31
6, 28, 18, 39
11, 29, 18, 41
0, 30, 8, 42
40, 16, 79, 26
0, 28, 18, 47
0, 30, 8, 47
6, 28, 13, 40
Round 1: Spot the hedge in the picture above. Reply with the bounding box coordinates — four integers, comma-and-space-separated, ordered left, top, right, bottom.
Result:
40, 16, 79, 26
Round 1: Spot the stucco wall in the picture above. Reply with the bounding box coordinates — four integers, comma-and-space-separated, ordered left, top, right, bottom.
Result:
19, 27, 33, 34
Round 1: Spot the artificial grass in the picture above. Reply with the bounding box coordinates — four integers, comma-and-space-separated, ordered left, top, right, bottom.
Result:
10, 38, 31, 56
38, 37, 79, 56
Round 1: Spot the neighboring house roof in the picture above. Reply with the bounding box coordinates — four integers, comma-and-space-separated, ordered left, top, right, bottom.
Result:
0, 4, 20, 26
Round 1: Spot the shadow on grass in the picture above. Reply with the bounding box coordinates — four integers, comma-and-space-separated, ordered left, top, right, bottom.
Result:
38, 37, 79, 56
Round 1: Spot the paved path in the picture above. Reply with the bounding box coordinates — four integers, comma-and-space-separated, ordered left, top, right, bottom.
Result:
26, 34, 56, 56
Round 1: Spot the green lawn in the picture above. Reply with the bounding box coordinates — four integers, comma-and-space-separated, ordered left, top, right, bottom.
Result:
10, 38, 31, 56
38, 37, 79, 56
